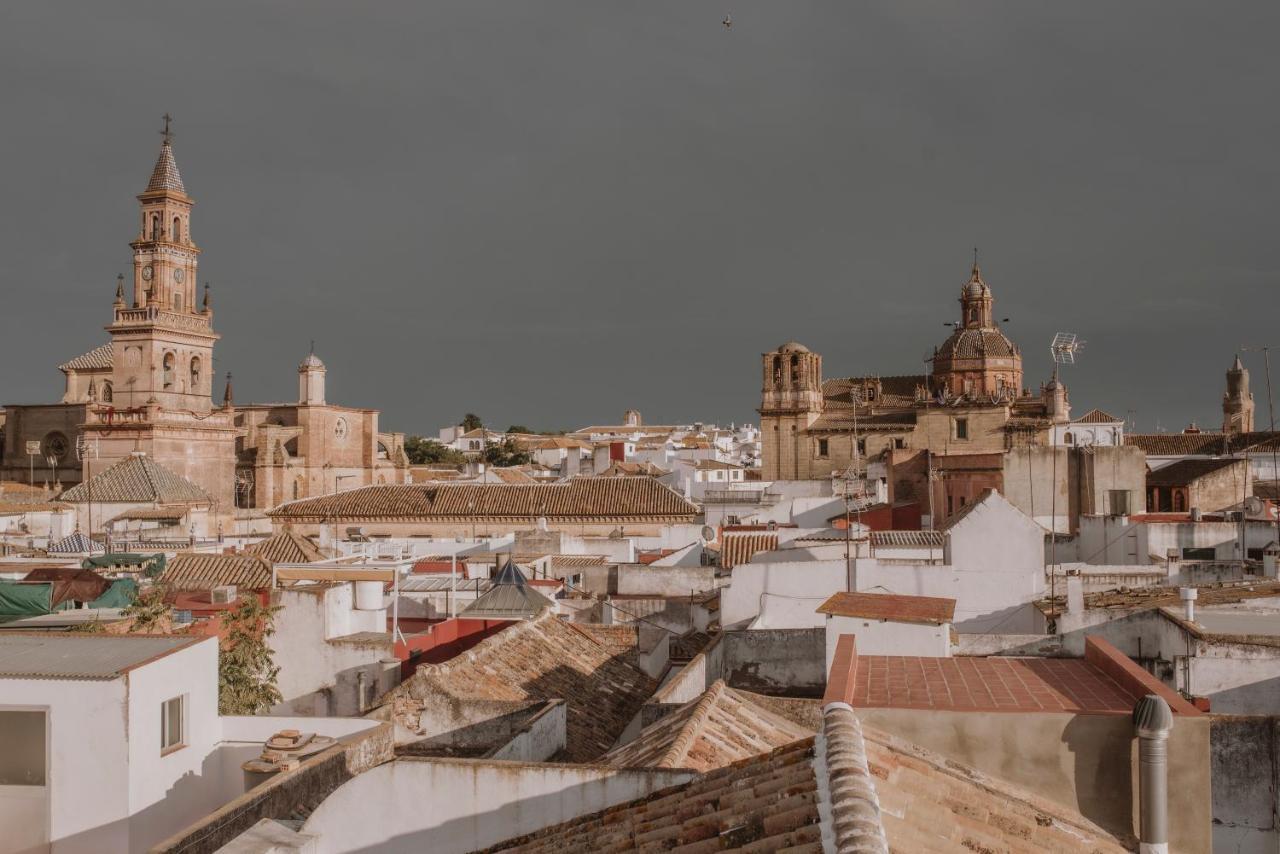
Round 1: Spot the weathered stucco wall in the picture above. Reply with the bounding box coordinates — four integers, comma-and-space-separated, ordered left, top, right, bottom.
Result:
301, 758, 692, 853
722, 628, 825, 696
1211, 716, 1280, 854
856, 707, 1212, 854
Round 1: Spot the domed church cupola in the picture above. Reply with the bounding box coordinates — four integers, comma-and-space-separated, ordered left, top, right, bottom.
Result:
930, 259, 1022, 399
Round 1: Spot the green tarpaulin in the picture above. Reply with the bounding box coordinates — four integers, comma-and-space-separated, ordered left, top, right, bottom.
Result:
0, 582, 53, 617
88, 579, 137, 610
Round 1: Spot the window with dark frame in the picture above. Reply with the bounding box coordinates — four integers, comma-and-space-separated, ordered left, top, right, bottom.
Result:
161, 695, 185, 753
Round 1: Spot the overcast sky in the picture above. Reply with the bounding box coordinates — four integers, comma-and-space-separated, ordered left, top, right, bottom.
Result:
3, 2, 1278, 435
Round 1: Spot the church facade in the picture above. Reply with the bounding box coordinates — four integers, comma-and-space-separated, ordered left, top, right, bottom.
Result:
759, 264, 1072, 510
0, 122, 407, 515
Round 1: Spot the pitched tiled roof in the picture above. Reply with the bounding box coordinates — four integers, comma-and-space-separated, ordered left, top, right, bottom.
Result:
383, 610, 657, 762
61, 455, 211, 505
823, 375, 927, 409
1126, 430, 1280, 456
246, 528, 327, 564
162, 553, 272, 590
268, 477, 698, 521
482, 701, 1129, 853
1073, 407, 1121, 424
58, 343, 113, 372
869, 530, 945, 548
721, 532, 778, 569
145, 140, 185, 194
604, 680, 812, 772
47, 531, 103, 555
1147, 456, 1245, 487
816, 592, 955, 625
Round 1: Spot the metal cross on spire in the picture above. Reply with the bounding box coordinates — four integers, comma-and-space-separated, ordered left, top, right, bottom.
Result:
160, 113, 174, 144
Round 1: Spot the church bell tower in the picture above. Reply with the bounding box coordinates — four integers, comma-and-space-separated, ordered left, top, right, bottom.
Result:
1223, 355, 1255, 434
108, 115, 218, 412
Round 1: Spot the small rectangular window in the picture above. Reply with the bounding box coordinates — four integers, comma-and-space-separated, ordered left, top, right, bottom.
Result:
0, 711, 45, 786
1182, 547, 1215, 561
1108, 490, 1131, 516
893, 438, 906, 450
954, 418, 969, 440
161, 695, 185, 753
856, 438, 867, 455
817, 439, 829, 458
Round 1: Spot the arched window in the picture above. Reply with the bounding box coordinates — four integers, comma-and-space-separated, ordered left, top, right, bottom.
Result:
190, 356, 201, 390
292, 478, 302, 500
151, 213, 160, 239
772, 355, 782, 385
162, 352, 175, 389
101, 382, 113, 403
172, 217, 181, 242
174, 292, 182, 312
1173, 491, 1186, 512
789, 355, 799, 384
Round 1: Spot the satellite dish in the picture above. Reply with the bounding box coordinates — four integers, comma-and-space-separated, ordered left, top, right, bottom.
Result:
1246, 496, 1265, 516
701, 525, 716, 543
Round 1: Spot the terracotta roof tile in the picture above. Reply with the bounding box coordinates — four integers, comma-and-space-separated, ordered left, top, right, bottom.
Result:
816, 592, 956, 625
246, 528, 327, 564
58, 343, 113, 372
1126, 430, 1280, 456
383, 611, 657, 761
269, 477, 697, 522
61, 454, 211, 505
869, 530, 945, 548
1147, 456, 1244, 486
605, 680, 812, 772
480, 701, 1129, 853
1073, 407, 1121, 424
722, 532, 778, 569
162, 553, 272, 590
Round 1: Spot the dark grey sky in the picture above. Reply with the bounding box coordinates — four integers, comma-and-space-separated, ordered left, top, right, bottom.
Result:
3, 2, 1279, 435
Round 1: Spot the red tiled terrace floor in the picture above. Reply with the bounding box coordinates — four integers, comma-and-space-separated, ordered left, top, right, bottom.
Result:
853, 656, 1141, 714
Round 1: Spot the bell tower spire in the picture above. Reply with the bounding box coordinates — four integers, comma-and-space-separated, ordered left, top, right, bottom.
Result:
129, 114, 198, 315
107, 117, 219, 412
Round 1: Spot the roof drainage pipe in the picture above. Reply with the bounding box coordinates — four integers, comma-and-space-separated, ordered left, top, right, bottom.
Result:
1133, 694, 1173, 854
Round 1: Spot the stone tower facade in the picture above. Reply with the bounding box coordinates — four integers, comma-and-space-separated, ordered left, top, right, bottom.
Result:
299, 352, 327, 405
1223, 355, 1255, 434
79, 122, 238, 511
110, 123, 217, 413
759, 342, 823, 480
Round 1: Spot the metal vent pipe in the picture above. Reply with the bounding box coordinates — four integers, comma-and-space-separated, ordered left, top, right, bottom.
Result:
1133, 694, 1173, 854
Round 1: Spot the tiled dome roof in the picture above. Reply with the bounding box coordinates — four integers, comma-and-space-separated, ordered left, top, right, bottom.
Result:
935, 328, 1019, 360
775, 341, 811, 354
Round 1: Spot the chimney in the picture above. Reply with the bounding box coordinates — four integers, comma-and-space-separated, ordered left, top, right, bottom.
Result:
1179, 587, 1197, 622
1133, 694, 1173, 854
1189, 507, 1201, 522
1065, 574, 1084, 616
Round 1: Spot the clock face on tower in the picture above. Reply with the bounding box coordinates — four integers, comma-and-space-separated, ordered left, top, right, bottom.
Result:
174, 268, 185, 284
142, 265, 154, 281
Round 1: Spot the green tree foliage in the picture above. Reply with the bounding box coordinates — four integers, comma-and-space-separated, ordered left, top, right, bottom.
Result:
482, 437, 532, 467
461, 413, 483, 431
505, 424, 533, 435
123, 583, 172, 633
218, 596, 283, 715
404, 435, 466, 465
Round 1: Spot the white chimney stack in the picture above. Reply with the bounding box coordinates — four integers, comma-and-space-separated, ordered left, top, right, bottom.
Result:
1179, 586, 1198, 622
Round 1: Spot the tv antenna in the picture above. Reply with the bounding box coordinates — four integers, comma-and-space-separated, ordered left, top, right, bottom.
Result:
1050, 332, 1084, 366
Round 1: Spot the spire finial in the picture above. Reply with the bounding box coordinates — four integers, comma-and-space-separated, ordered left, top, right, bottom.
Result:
972, 246, 980, 276
115, 273, 125, 303
310, 339, 315, 355
160, 113, 174, 145
222, 371, 234, 407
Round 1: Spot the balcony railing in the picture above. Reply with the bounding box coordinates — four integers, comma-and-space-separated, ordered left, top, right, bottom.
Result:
702, 489, 781, 505
113, 306, 212, 333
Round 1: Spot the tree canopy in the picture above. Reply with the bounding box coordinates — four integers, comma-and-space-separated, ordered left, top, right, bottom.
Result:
404, 435, 466, 466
